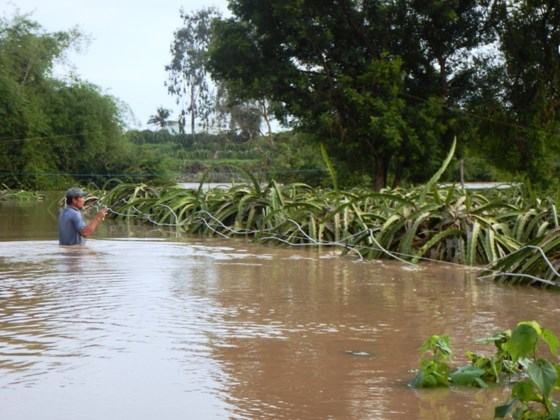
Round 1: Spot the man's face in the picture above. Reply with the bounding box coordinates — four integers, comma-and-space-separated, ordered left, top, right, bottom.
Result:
71, 196, 85, 209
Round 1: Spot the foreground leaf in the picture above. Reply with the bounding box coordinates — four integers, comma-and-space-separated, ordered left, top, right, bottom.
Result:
494, 399, 517, 418
450, 366, 487, 387
527, 359, 558, 400
507, 324, 539, 361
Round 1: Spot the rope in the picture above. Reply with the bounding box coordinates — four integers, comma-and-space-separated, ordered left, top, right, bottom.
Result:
92, 200, 559, 287
0, 168, 327, 179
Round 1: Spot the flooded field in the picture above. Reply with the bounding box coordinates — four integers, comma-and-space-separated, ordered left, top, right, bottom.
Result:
1, 196, 559, 419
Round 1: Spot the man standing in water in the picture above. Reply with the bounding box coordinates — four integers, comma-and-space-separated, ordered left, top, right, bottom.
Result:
58, 188, 108, 245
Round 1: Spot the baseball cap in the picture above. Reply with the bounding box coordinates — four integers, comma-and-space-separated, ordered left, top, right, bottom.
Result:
65, 187, 87, 198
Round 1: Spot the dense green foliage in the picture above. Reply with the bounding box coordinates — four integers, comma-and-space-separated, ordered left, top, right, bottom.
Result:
0, 15, 171, 189
413, 321, 560, 419
477, 0, 560, 184
201, 0, 560, 189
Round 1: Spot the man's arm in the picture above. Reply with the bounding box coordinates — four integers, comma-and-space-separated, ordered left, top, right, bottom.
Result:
80, 208, 108, 238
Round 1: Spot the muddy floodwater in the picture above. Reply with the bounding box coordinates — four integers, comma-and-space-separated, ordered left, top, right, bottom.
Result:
1, 196, 559, 419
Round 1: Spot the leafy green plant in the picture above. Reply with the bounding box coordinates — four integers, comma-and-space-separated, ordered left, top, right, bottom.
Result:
483, 232, 560, 287
411, 335, 452, 388
320, 143, 338, 191
495, 322, 560, 419
467, 330, 517, 384
495, 360, 560, 419
0, 186, 44, 201
97, 176, 560, 282
411, 322, 560, 419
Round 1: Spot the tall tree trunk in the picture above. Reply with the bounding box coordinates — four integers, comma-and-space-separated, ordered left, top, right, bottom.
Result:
190, 85, 196, 136
392, 167, 402, 189
437, 56, 448, 99
260, 100, 273, 138
373, 156, 388, 191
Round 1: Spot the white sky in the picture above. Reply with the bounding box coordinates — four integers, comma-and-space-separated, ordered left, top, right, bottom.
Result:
1, 0, 229, 129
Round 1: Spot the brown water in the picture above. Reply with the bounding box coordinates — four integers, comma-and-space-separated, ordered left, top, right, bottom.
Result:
1, 197, 559, 419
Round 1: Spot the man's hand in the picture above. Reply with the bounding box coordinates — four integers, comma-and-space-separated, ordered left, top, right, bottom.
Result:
81, 208, 108, 238
96, 208, 108, 222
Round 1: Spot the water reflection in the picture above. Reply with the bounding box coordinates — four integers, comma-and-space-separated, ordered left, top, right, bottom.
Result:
1, 201, 560, 419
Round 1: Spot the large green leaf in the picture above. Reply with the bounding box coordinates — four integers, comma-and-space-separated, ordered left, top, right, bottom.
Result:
412, 227, 462, 264
511, 380, 540, 402
449, 366, 487, 387
527, 359, 558, 399
494, 399, 517, 418
518, 321, 543, 335
398, 207, 439, 256
466, 221, 481, 266
320, 144, 338, 191
421, 137, 456, 201
542, 328, 559, 357
507, 324, 539, 361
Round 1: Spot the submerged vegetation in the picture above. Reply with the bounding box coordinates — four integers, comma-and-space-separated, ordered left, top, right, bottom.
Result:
96, 144, 560, 286
0, 185, 44, 201
412, 321, 560, 419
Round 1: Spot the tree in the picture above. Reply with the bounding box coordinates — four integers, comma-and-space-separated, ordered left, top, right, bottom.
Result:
166, 7, 221, 135
147, 107, 172, 129
213, 84, 263, 140
405, 1, 494, 100
208, 0, 493, 189
0, 14, 79, 86
0, 14, 81, 187
228, 102, 262, 140
0, 14, 168, 189
168, 7, 278, 138
491, 0, 560, 182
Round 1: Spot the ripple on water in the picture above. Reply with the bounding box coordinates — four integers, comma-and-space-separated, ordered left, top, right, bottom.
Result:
1, 238, 560, 419
0, 239, 270, 400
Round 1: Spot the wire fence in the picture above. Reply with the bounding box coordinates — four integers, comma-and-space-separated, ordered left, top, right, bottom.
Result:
89, 198, 560, 288
0, 168, 327, 177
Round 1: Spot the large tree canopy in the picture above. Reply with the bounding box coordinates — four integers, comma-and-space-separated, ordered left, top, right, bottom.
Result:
472, 0, 560, 183
207, 0, 495, 188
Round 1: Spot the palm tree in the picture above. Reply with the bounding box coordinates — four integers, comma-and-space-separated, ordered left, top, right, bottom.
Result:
147, 107, 172, 129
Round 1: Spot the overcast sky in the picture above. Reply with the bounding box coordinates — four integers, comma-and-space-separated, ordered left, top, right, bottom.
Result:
1, 0, 229, 129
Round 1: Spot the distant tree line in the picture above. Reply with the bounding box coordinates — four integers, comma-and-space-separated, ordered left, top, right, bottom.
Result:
126, 129, 326, 185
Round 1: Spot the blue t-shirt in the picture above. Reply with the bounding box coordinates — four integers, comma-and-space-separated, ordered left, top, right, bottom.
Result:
58, 207, 87, 245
